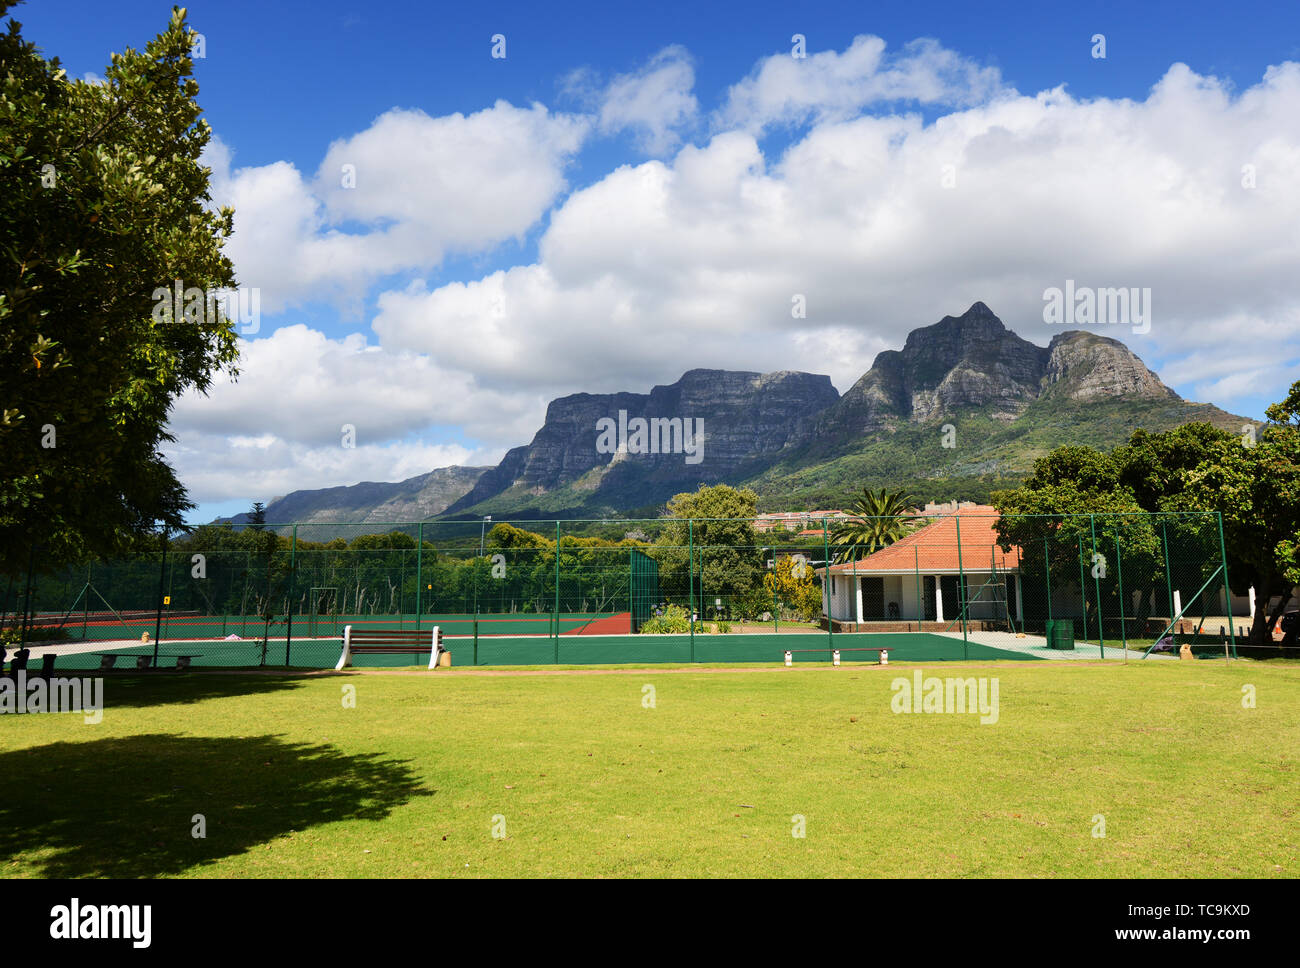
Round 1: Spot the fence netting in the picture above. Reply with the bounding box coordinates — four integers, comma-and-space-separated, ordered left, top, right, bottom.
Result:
1, 511, 1235, 668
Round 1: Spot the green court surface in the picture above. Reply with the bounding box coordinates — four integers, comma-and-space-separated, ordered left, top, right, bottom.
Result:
45, 631, 1038, 669
442, 632, 1039, 667
46, 611, 626, 643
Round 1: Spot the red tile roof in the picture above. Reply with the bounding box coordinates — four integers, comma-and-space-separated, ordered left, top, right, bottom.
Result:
816, 505, 1022, 575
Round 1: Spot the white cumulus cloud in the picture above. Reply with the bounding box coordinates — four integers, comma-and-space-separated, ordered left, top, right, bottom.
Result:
182, 39, 1300, 507
205, 102, 590, 313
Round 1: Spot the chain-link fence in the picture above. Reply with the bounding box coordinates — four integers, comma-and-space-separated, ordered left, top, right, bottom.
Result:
1, 510, 1236, 668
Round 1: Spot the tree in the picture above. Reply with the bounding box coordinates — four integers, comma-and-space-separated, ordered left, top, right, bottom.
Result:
248, 502, 267, 531
831, 486, 918, 562
994, 394, 1300, 645
1179, 382, 1300, 643
993, 477, 1163, 633
763, 555, 821, 621
0, 4, 240, 578
653, 485, 763, 614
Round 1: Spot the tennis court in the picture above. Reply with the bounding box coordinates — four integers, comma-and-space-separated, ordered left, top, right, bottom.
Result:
4, 510, 1236, 669
14, 609, 632, 643
24, 629, 1039, 669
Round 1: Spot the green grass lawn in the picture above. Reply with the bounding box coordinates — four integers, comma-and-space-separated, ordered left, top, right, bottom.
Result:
2, 660, 1297, 878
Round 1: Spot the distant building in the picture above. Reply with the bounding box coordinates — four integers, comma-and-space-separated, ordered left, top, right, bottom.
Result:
753, 510, 850, 533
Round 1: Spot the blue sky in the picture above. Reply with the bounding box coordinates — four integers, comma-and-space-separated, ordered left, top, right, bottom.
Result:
15, 0, 1300, 522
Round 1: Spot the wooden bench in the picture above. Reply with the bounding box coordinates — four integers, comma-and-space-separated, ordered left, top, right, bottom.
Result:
335, 625, 444, 670
785, 646, 891, 666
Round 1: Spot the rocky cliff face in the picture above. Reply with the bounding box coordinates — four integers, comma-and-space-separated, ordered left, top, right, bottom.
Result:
445, 369, 840, 513
806, 302, 1177, 457
234, 303, 1214, 522
1044, 330, 1178, 402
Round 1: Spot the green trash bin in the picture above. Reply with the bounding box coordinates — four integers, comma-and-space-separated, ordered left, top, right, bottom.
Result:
1051, 621, 1075, 650
1044, 619, 1055, 648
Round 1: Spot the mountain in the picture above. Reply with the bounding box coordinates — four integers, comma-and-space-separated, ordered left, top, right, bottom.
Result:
752, 304, 1241, 506
222, 465, 490, 535
443, 369, 840, 517
794, 302, 1179, 463
224, 303, 1255, 523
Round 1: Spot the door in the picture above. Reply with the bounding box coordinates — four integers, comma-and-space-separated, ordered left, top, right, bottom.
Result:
861, 577, 884, 619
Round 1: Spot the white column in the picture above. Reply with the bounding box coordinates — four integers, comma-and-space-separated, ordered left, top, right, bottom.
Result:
1249, 586, 1256, 619
855, 580, 864, 624
935, 582, 944, 624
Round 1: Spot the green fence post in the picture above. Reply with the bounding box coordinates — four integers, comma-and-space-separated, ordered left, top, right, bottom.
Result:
824, 519, 832, 649
1161, 520, 1174, 631
1114, 529, 1127, 656
1090, 514, 1104, 659
554, 520, 561, 664
285, 524, 297, 666
955, 514, 968, 659
688, 518, 695, 662
1078, 537, 1088, 645
18, 544, 35, 646
1044, 536, 1053, 629
82, 562, 91, 640
153, 528, 167, 665
415, 522, 423, 630
1216, 512, 1237, 659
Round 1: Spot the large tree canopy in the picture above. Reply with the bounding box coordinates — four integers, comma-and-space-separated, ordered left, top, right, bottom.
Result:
653, 485, 763, 609
1178, 384, 1300, 641
0, 3, 240, 576
994, 386, 1300, 644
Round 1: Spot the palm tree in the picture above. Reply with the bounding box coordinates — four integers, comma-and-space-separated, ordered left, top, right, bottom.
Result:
830, 487, 919, 563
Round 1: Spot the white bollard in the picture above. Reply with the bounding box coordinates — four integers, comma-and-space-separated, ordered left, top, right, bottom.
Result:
784, 650, 793, 667
832, 650, 841, 666
879, 649, 889, 666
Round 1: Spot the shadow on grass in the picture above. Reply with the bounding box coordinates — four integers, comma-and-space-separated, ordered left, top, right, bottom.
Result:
0, 733, 434, 877
49, 673, 319, 710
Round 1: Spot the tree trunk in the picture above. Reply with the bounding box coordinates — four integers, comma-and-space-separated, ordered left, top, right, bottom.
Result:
1264, 587, 1293, 644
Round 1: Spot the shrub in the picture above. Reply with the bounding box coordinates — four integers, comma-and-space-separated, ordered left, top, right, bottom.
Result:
1, 625, 70, 646
639, 605, 707, 634
640, 604, 692, 634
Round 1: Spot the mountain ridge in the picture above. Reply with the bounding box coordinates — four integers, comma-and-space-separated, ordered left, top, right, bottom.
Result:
225, 303, 1254, 524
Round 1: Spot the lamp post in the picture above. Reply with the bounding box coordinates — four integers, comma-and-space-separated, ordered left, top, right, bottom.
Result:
480, 515, 492, 556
